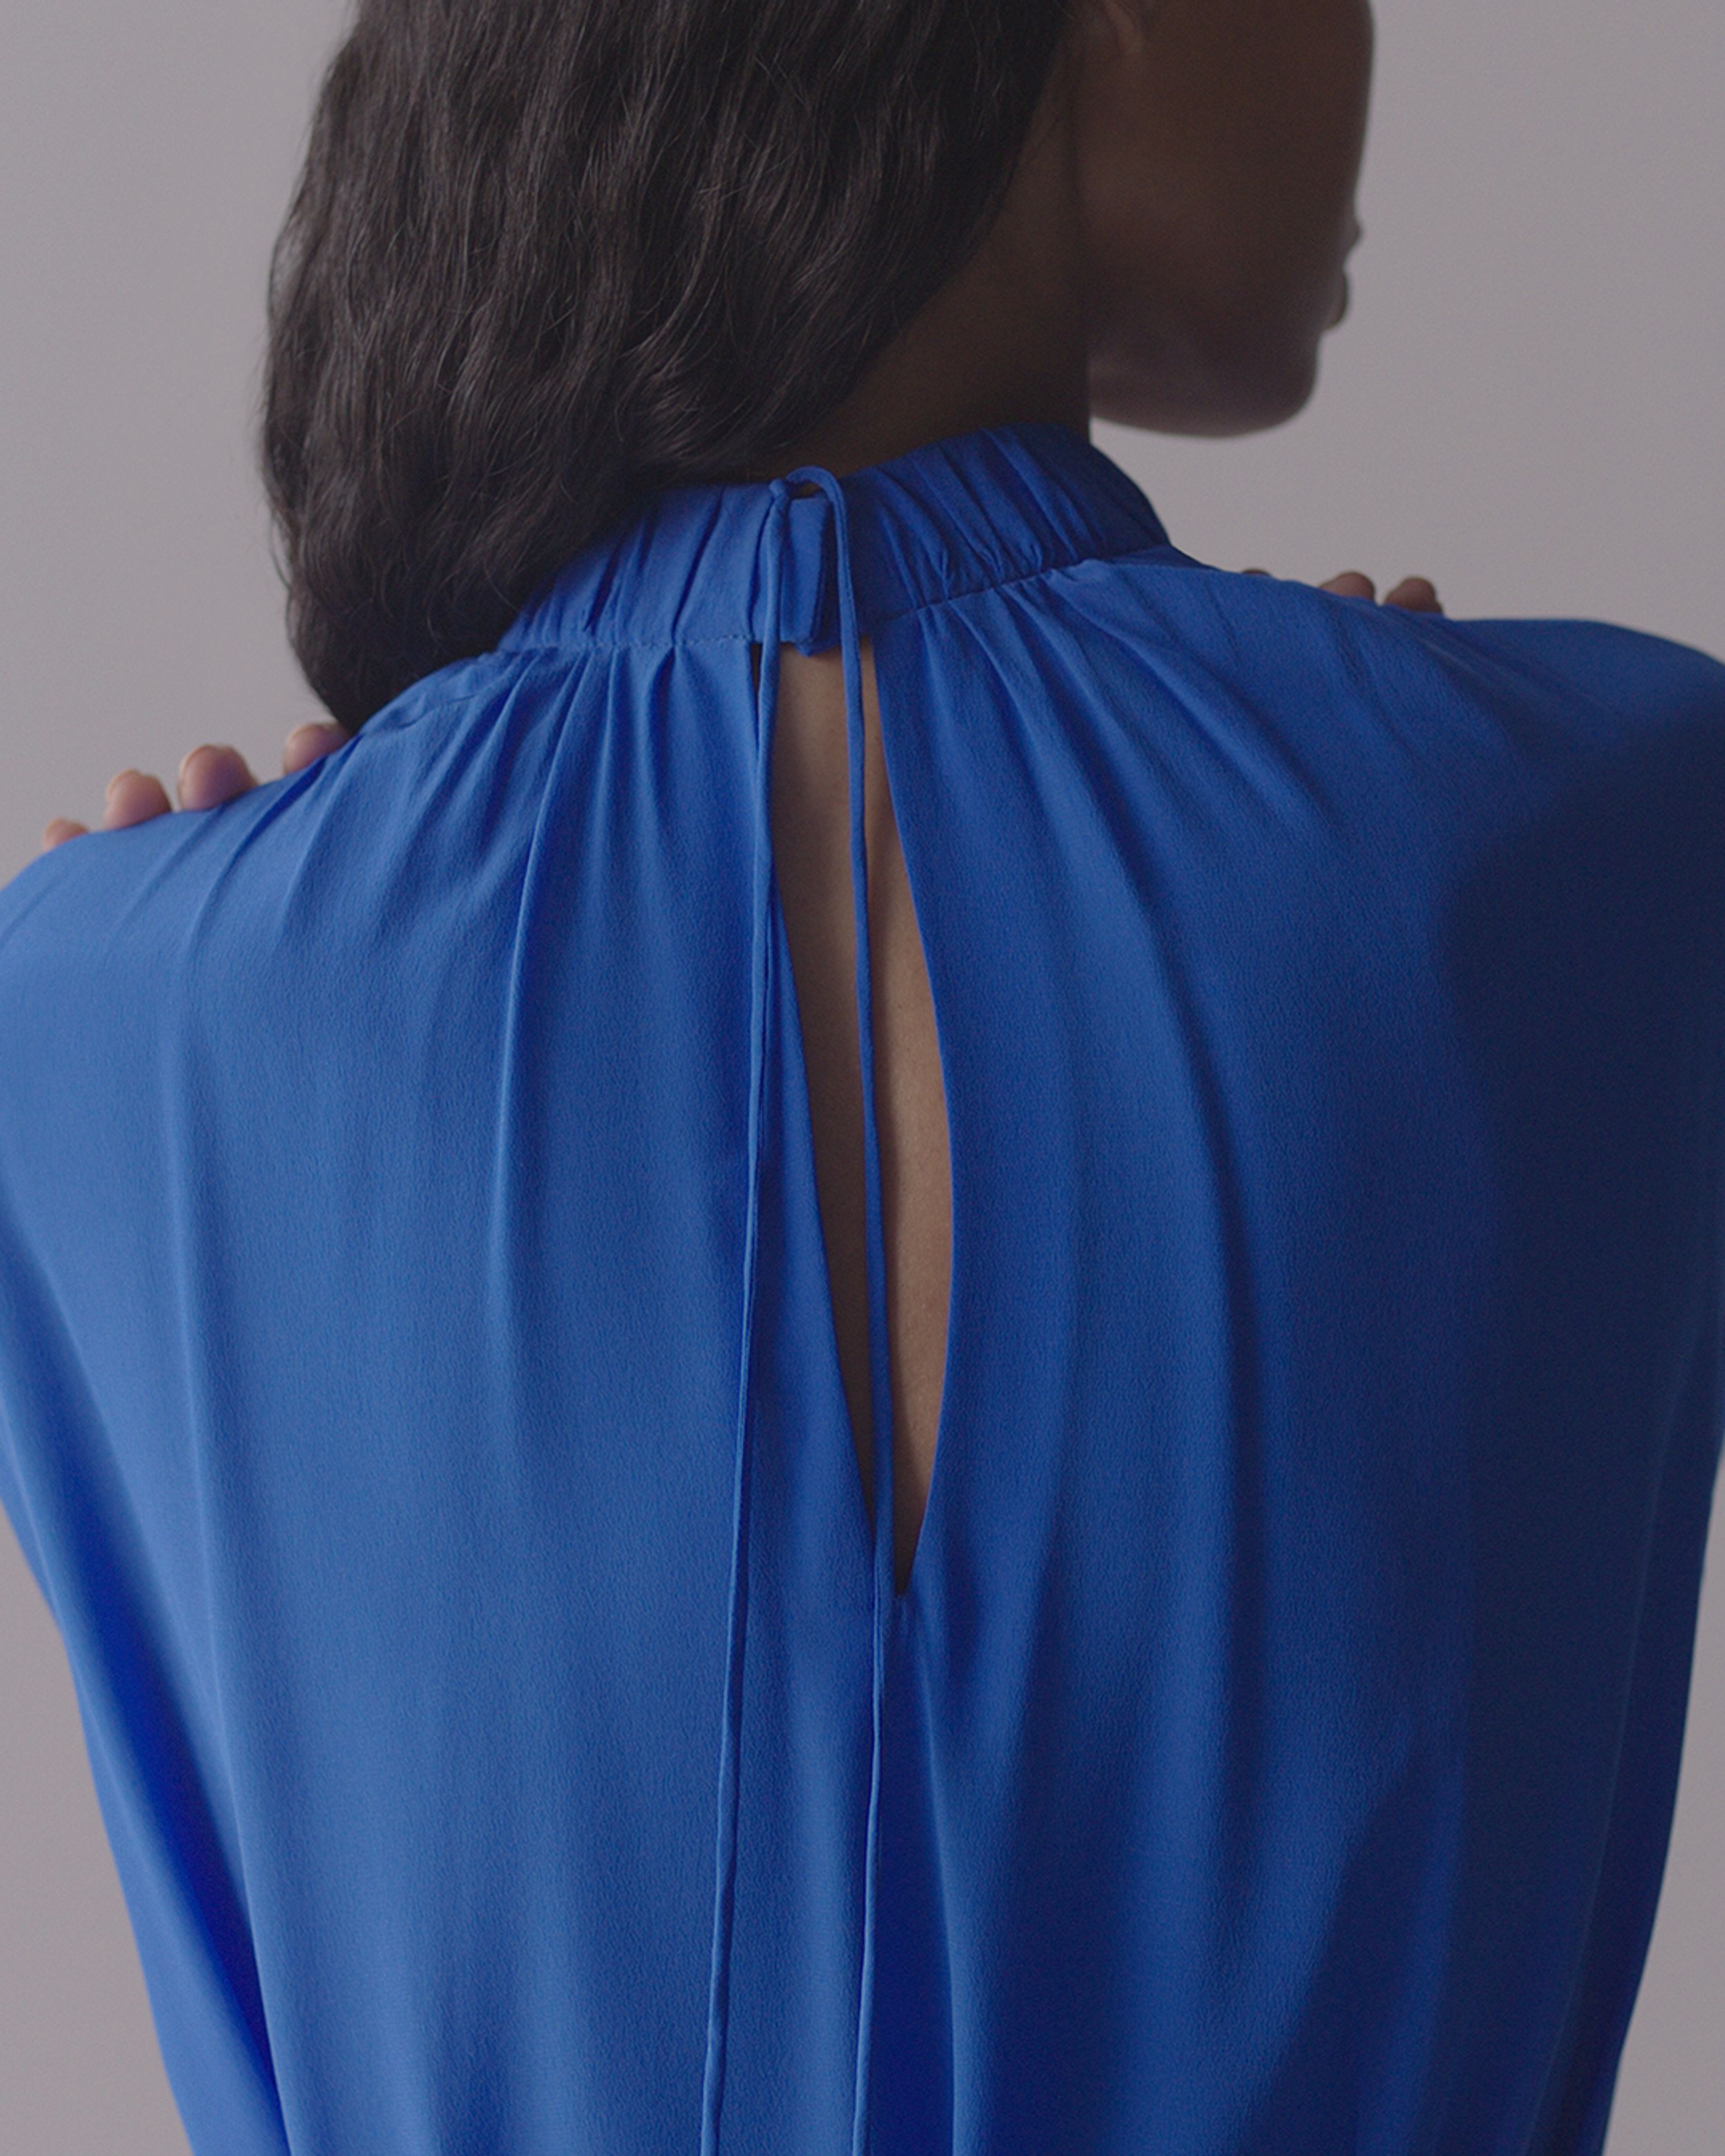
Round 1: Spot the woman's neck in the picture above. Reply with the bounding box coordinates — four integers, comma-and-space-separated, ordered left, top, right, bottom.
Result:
756, 70, 1092, 479
769, 324, 1090, 480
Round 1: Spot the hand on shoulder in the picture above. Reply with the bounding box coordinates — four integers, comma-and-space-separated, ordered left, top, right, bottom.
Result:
39, 722, 351, 853
1245, 568, 1443, 614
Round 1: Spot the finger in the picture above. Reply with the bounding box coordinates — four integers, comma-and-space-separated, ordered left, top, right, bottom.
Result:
177, 742, 258, 811
282, 720, 350, 775
1242, 566, 1272, 577
1320, 571, 1377, 601
1383, 576, 1443, 614
102, 769, 173, 829
40, 818, 90, 852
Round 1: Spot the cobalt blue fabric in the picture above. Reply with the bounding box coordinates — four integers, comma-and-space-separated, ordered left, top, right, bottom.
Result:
2, 421, 1725, 2156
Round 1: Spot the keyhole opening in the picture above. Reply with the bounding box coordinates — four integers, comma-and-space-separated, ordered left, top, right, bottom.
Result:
762, 637, 953, 1598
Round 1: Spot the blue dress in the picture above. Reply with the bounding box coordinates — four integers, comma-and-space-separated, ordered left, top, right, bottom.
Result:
1, 422, 1724, 2156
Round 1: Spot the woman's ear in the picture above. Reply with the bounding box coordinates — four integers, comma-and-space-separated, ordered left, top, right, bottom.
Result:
1085, 0, 1155, 63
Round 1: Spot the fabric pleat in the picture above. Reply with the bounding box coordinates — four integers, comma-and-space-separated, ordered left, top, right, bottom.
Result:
700, 480, 791, 2156
1, 422, 1724, 2156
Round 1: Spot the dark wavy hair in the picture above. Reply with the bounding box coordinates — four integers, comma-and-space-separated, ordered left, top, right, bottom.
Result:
260, 0, 1071, 728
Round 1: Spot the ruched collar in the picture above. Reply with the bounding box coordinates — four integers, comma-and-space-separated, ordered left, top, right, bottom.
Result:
495, 421, 1172, 656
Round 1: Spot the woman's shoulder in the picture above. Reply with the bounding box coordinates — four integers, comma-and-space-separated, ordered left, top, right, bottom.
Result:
1431, 612, 1725, 732
1071, 549, 1725, 765
0, 660, 513, 1117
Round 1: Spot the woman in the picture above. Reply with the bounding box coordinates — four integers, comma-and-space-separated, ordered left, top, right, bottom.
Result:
6, 1, 1725, 2153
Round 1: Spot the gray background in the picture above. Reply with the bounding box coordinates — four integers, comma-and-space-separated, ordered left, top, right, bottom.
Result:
1, 2, 1721, 2149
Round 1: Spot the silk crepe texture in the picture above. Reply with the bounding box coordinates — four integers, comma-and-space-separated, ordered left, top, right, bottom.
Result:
2, 423, 1725, 2156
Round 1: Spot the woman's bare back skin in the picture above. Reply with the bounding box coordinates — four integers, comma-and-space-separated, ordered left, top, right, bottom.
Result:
769, 640, 952, 1597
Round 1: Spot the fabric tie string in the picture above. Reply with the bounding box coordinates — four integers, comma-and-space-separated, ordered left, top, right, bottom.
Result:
700, 468, 891, 2156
